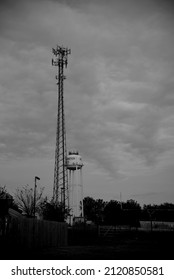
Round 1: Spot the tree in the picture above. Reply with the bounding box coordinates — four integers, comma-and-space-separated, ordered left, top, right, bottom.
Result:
83, 196, 96, 222
0, 186, 13, 216
0, 186, 14, 237
122, 199, 141, 227
0, 186, 7, 199
40, 200, 69, 222
142, 203, 174, 222
83, 197, 106, 224
14, 185, 45, 217
122, 199, 141, 210
103, 200, 122, 225
103, 199, 141, 226
94, 199, 106, 224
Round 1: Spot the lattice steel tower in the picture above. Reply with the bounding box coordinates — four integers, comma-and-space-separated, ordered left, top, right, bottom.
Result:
52, 45, 71, 212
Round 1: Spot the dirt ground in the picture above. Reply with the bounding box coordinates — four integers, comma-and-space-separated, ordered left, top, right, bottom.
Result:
12, 231, 174, 260
1, 230, 173, 260
34, 233, 173, 260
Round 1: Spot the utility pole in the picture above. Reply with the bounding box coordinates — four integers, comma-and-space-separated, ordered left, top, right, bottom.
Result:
120, 192, 123, 210
52, 45, 71, 215
33, 176, 40, 217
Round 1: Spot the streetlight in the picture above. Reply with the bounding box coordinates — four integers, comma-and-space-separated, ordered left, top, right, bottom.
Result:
33, 176, 40, 218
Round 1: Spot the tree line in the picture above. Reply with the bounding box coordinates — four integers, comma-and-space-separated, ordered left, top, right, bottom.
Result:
1, 186, 174, 225
83, 197, 174, 226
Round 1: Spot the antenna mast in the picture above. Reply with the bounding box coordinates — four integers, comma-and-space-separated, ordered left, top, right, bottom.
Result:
52, 45, 71, 214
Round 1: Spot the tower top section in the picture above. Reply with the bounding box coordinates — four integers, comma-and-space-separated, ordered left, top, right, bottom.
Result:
67, 150, 83, 170
52, 45, 71, 68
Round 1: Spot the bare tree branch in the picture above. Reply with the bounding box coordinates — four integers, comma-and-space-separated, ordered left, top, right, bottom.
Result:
14, 185, 45, 217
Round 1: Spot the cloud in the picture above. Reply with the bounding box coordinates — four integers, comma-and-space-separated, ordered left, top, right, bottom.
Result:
0, 0, 174, 180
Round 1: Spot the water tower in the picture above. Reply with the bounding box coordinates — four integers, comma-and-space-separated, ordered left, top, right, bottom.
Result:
66, 150, 84, 224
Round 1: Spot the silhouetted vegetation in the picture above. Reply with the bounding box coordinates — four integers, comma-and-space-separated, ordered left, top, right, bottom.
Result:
0, 186, 174, 225
83, 197, 106, 224
83, 196, 142, 226
14, 185, 45, 217
0, 186, 13, 216
142, 203, 174, 222
104, 200, 122, 225
83, 196, 174, 226
40, 200, 69, 222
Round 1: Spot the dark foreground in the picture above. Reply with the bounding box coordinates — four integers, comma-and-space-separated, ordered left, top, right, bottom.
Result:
1, 231, 174, 260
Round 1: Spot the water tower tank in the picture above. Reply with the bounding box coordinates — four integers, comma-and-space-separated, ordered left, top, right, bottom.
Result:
66, 150, 83, 170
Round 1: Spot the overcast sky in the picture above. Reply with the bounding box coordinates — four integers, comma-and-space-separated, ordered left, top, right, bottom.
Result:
0, 0, 174, 205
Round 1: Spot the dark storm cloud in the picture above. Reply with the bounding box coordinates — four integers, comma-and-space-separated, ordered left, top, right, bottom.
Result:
0, 0, 174, 178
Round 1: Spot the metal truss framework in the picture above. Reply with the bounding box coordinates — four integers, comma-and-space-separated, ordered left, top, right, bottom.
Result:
52, 45, 71, 212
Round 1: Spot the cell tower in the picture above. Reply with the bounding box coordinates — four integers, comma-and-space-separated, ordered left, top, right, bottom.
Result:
67, 150, 84, 224
52, 45, 71, 213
